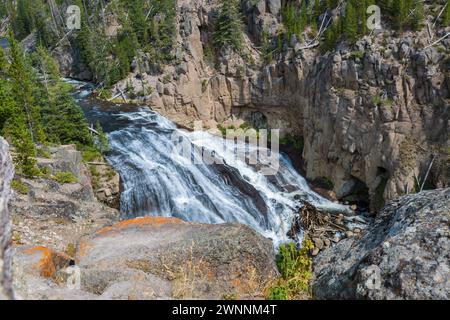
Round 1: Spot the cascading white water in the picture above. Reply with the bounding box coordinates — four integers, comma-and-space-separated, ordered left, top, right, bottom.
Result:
69, 79, 350, 245
77, 87, 349, 245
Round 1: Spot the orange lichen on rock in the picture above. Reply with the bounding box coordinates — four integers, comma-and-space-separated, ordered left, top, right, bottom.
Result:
76, 240, 92, 259
23, 246, 70, 278
95, 216, 188, 236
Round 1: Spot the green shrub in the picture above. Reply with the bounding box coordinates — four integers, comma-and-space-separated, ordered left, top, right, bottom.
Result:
162, 74, 172, 84
217, 124, 227, 137
11, 180, 29, 195
267, 239, 314, 300
372, 94, 394, 107
239, 122, 252, 130
350, 51, 365, 60
39, 166, 51, 178
267, 285, 289, 300
82, 148, 103, 162
280, 135, 304, 150
53, 171, 77, 184
314, 176, 334, 191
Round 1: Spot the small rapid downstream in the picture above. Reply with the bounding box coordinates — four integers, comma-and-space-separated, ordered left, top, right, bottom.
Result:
70, 80, 349, 245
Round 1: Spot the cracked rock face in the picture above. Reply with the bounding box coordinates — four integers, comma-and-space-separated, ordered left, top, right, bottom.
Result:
0, 137, 14, 299
312, 188, 450, 300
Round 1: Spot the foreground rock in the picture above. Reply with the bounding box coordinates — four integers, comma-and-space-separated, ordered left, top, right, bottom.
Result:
313, 188, 450, 300
0, 137, 14, 299
14, 217, 277, 300
76, 217, 277, 299
10, 145, 119, 252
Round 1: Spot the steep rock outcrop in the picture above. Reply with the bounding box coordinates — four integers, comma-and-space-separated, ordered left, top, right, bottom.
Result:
13, 217, 278, 300
312, 188, 450, 300
0, 137, 14, 299
301, 35, 449, 211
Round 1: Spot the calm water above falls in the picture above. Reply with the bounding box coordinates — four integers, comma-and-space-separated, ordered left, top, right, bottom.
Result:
70, 80, 349, 246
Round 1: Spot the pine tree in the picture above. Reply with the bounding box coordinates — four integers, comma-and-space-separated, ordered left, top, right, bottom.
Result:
95, 121, 109, 153
394, 0, 409, 32
356, 0, 368, 35
343, 1, 358, 43
322, 23, 337, 52
5, 33, 40, 176
411, 1, 424, 31
377, 0, 393, 13
0, 47, 13, 131
213, 0, 245, 52
282, 2, 307, 41
40, 89, 93, 146
8, 32, 45, 143
261, 31, 273, 65
129, 0, 148, 43
15, 0, 32, 40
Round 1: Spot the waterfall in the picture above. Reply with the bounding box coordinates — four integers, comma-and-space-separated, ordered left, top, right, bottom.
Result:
78, 93, 349, 245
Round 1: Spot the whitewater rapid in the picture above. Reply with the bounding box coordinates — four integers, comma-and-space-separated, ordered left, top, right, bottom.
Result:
76, 91, 349, 245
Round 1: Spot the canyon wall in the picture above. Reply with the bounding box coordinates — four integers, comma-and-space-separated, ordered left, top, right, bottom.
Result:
56, 0, 449, 211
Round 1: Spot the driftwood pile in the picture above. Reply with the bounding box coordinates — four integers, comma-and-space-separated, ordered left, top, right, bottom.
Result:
289, 202, 365, 256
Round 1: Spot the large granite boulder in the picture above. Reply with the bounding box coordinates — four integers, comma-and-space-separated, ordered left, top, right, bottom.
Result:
0, 137, 13, 299
13, 217, 277, 300
313, 188, 450, 300
76, 217, 278, 299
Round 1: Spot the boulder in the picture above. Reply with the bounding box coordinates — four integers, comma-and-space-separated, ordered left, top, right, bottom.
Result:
76, 217, 278, 299
312, 188, 450, 300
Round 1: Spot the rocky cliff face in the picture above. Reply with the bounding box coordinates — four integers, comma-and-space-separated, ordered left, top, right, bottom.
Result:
312, 188, 450, 300
91, 0, 448, 211
0, 137, 14, 299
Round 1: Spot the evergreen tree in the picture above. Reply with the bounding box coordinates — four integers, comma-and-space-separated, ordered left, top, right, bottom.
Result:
343, 1, 358, 43
15, 0, 32, 40
411, 1, 424, 31
40, 89, 93, 146
4, 34, 40, 176
8, 32, 45, 143
322, 23, 337, 52
0, 47, 13, 131
129, 0, 148, 43
213, 0, 245, 52
282, 2, 307, 41
356, 0, 368, 35
261, 31, 273, 65
95, 121, 110, 153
